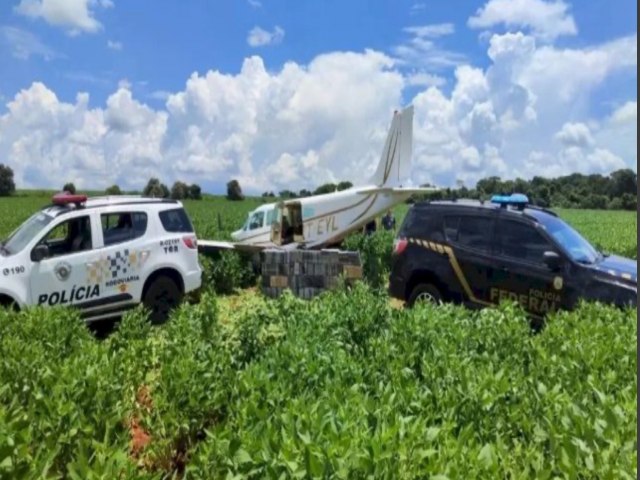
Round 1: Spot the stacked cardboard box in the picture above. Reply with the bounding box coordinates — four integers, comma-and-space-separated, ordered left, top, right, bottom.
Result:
260, 249, 363, 299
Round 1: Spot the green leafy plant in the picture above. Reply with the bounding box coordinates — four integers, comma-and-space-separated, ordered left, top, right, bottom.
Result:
0, 194, 636, 479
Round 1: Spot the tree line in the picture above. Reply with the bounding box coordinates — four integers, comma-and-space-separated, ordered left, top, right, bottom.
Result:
70, 178, 203, 200
138, 178, 202, 200
0, 163, 636, 210
226, 179, 354, 201
0, 166, 203, 200
414, 169, 637, 211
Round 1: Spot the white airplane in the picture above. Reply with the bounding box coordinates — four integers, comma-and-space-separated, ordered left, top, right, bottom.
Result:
199, 105, 439, 253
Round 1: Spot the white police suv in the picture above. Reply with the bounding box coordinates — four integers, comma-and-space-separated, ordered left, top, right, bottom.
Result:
0, 193, 202, 324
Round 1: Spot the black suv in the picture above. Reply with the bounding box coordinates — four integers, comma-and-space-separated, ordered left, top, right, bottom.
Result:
389, 195, 637, 318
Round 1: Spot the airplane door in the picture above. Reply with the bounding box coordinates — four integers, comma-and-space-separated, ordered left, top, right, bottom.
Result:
270, 207, 283, 245
289, 203, 304, 242
275, 203, 304, 246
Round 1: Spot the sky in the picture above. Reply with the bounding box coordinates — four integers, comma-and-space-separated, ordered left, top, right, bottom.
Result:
0, 0, 637, 195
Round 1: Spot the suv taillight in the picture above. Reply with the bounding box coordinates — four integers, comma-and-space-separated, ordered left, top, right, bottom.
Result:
182, 235, 197, 249
393, 238, 408, 255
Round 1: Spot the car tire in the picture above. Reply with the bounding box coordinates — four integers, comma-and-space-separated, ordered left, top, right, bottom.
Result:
407, 283, 443, 308
143, 276, 183, 325
0, 296, 19, 312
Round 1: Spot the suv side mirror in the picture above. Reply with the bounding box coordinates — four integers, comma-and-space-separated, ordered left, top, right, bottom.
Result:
543, 251, 562, 271
31, 244, 50, 262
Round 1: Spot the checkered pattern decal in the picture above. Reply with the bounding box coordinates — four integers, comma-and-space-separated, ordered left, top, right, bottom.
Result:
87, 249, 142, 284
110, 249, 131, 278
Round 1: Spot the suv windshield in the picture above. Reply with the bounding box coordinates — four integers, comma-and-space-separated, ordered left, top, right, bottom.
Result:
2, 211, 54, 256
532, 211, 601, 264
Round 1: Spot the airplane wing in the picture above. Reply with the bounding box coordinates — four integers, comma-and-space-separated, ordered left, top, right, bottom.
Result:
197, 240, 304, 255
198, 240, 236, 253
197, 240, 268, 255
356, 186, 441, 195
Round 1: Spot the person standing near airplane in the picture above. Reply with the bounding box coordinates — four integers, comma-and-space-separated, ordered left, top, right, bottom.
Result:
381, 210, 396, 231
364, 218, 377, 236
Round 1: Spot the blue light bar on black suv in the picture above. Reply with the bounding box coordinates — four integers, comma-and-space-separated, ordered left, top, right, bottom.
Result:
490, 193, 529, 208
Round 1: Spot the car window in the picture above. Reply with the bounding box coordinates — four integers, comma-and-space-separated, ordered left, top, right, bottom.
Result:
496, 220, 553, 265
159, 208, 194, 233
45, 222, 69, 242
428, 220, 445, 242
3, 211, 54, 256
37, 215, 93, 258
101, 212, 148, 246
444, 215, 493, 252
398, 208, 419, 237
529, 211, 600, 264
400, 209, 445, 242
443, 216, 459, 242
249, 211, 265, 230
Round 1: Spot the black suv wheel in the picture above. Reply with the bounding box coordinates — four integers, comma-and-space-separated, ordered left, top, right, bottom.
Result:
407, 283, 443, 307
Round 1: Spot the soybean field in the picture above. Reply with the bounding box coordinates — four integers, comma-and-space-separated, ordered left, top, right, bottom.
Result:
0, 193, 636, 259
0, 192, 637, 479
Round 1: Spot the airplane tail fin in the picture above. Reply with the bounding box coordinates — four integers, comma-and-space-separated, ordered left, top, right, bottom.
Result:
369, 105, 414, 187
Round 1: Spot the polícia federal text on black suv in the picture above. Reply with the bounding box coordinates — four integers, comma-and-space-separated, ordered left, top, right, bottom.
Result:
389, 194, 637, 318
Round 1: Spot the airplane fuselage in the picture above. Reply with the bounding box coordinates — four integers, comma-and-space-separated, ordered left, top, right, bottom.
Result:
225, 105, 436, 252
231, 186, 412, 249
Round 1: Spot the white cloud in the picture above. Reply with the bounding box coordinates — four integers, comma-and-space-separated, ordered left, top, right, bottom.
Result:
609, 101, 637, 125
407, 29, 636, 186
14, 0, 113, 35
0, 31, 636, 194
148, 90, 172, 101
518, 34, 636, 103
392, 23, 466, 70
107, 40, 122, 50
541, 121, 627, 177
247, 0, 261, 7
525, 146, 625, 178
247, 26, 285, 47
555, 122, 594, 148
0, 51, 403, 192
410, 2, 426, 14
468, 0, 577, 41
0, 25, 60, 60
403, 23, 455, 38
0, 82, 166, 190
405, 72, 446, 88
585, 149, 626, 172
594, 102, 637, 168
163, 51, 403, 191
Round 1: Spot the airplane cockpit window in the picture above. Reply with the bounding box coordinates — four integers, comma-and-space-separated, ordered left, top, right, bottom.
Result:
248, 211, 265, 230
266, 208, 278, 226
